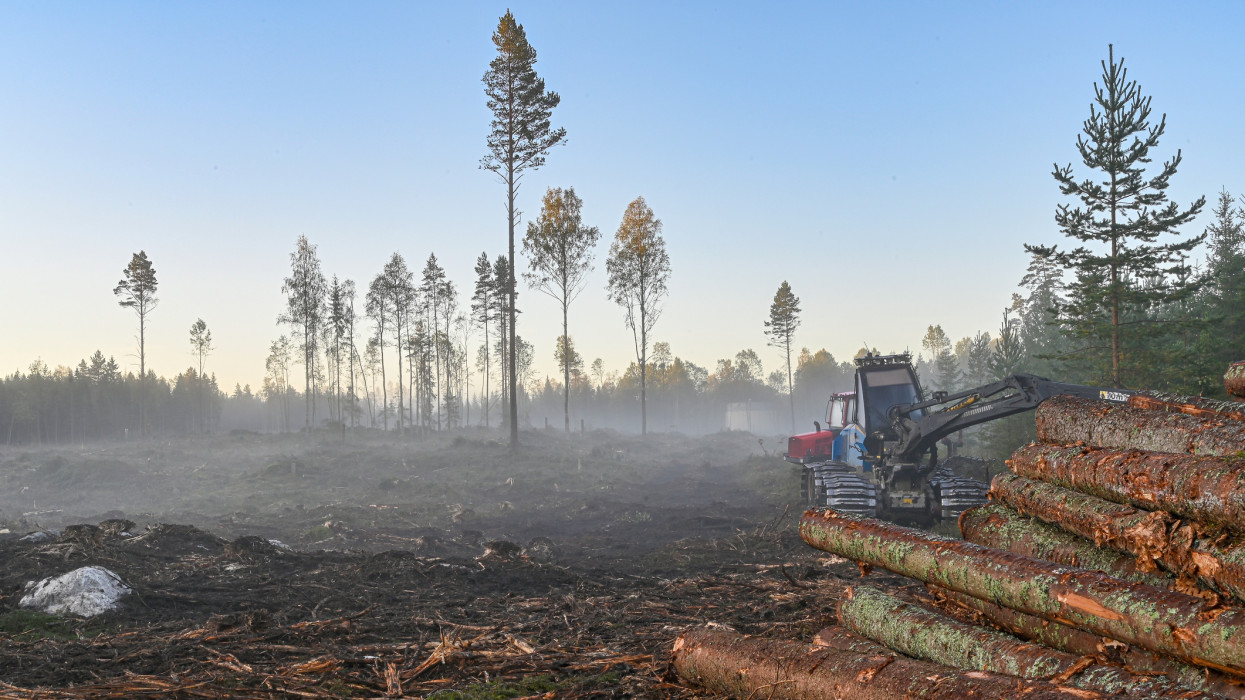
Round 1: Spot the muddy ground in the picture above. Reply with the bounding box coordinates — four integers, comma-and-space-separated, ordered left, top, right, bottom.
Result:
0, 428, 908, 698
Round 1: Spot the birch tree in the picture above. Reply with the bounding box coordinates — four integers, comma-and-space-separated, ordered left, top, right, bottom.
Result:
523, 186, 600, 432
606, 196, 671, 435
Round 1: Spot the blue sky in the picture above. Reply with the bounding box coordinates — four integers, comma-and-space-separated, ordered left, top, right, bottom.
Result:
2, 2, 1241, 391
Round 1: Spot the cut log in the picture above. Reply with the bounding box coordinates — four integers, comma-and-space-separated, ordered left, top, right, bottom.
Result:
1035, 394, 1245, 456
1227, 362, 1245, 400
928, 585, 1245, 699
990, 472, 1245, 603
671, 627, 1129, 699
959, 502, 1173, 589
800, 507, 1245, 675
837, 585, 1222, 698
1131, 392, 1245, 424
1009, 442, 1245, 534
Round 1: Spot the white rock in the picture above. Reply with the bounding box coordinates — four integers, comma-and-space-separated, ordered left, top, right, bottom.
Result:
20, 566, 130, 617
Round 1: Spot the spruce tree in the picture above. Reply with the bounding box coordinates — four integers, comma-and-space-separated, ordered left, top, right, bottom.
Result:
1026, 45, 1205, 388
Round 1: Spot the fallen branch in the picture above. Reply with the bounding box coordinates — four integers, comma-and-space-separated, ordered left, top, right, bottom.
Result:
672, 627, 1124, 699
800, 507, 1245, 676
990, 473, 1245, 603
959, 502, 1174, 589
1009, 443, 1245, 534
1036, 395, 1245, 456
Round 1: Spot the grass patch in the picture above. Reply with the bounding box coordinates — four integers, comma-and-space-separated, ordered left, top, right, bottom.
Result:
0, 610, 105, 641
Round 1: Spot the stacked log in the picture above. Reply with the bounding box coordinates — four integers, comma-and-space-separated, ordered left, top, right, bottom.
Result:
937, 381, 1245, 697
675, 374, 1245, 700
1227, 362, 1245, 400
670, 627, 1137, 699
1034, 394, 1245, 456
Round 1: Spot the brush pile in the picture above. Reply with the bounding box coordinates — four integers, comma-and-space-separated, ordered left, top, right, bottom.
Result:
673, 364, 1245, 699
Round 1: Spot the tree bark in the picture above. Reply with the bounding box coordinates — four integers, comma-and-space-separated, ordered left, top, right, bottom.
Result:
927, 585, 1245, 699
990, 473, 1245, 603
671, 627, 1120, 700
1009, 443, 1245, 534
1131, 392, 1245, 424
800, 508, 1245, 675
959, 502, 1173, 589
1035, 395, 1245, 456
1227, 362, 1245, 400
837, 585, 1218, 698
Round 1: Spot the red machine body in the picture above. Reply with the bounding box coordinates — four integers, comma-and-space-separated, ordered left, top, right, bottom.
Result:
786, 428, 838, 464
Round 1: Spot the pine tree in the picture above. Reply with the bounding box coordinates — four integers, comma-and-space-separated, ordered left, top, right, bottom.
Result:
764, 281, 801, 431
114, 251, 159, 378
1026, 45, 1205, 388
365, 273, 390, 431
471, 253, 495, 427
188, 319, 212, 377
280, 236, 327, 430
481, 10, 566, 449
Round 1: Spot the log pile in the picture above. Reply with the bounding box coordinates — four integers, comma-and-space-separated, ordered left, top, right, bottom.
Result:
1228, 362, 1245, 400
674, 364, 1245, 699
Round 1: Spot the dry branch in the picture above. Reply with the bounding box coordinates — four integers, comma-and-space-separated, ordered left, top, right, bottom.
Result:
837, 585, 1221, 698
800, 507, 1245, 675
1009, 443, 1245, 534
927, 586, 1245, 699
1036, 395, 1245, 456
959, 502, 1173, 589
1227, 363, 1245, 400
990, 473, 1245, 602
671, 627, 1124, 699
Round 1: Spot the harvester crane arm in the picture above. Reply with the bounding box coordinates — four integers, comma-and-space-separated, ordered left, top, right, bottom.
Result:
883, 373, 1133, 463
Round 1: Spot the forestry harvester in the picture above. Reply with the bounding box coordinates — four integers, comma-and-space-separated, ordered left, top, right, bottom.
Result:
784, 352, 1133, 522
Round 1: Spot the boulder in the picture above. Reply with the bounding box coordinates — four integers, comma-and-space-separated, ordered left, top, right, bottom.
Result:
20, 566, 130, 617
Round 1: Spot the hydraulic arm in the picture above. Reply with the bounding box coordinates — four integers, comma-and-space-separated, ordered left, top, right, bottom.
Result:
883, 374, 1134, 463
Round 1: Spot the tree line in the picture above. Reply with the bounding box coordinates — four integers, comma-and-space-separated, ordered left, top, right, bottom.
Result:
3, 41, 1241, 453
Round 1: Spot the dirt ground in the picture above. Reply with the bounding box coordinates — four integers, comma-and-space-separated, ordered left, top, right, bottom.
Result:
0, 428, 896, 698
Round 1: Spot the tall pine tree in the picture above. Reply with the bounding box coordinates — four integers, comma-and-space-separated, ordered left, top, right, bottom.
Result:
481, 11, 565, 449
763, 281, 801, 431
1026, 45, 1204, 388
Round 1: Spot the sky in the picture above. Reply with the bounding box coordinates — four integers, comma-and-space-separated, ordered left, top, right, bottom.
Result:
2, 1, 1243, 392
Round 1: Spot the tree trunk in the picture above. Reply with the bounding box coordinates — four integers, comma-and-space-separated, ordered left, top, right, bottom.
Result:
927, 585, 1245, 699
1227, 362, 1245, 400
990, 472, 1245, 603
837, 585, 1215, 698
507, 164, 519, 450
959, 502, 1173, 589
562, 304, 569, 433
1035, 395, 1245, 456
671, 627, 1118, 700
799, 508, 1245, 675
1009, 443, 1245, 534
1130, 392, 1245, 424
